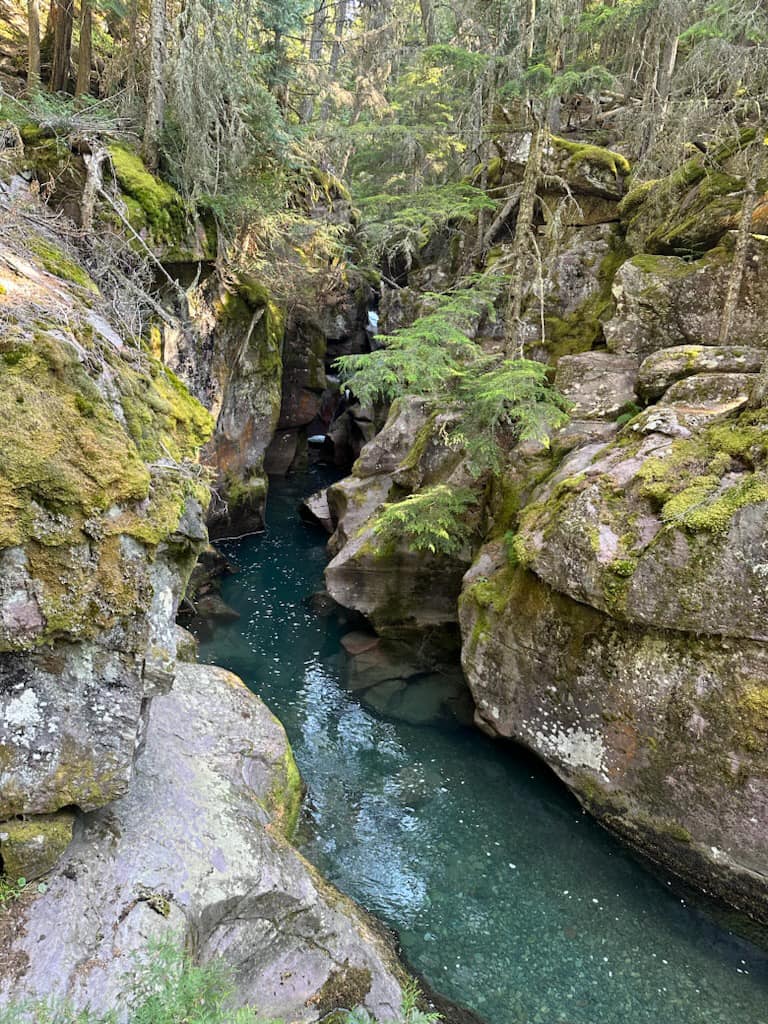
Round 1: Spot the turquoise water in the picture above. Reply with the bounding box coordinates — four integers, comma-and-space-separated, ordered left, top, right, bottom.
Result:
198, 468, 768, 1024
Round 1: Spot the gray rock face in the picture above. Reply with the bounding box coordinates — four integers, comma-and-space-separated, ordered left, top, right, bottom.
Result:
164, 276, 283, 537
460, 564, 768, 921
325, 398, 472, 649
659, 371, 752, 413
515, 424, 768, 641
0, 218, 210, 849
554, 352, 639, 419
636, 345, 764, 402
604, 242, 768, 360
0, 664, 409, 1021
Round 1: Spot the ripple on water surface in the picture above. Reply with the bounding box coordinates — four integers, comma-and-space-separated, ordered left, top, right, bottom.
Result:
199, 468, 768, 1024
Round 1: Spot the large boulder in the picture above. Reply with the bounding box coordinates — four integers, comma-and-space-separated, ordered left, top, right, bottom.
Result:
511, 406, 768, 641
636, 345, 764, 402
325, 398, 473, 651
604, 240, 768, 360
0, 664, 410, 1020
459, 562, 768, 922
554, 351, 639, 419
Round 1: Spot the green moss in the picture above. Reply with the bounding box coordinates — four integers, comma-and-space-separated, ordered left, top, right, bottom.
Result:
398, 413, 437, 474
310, 965, 373, 1017
264, 748, 303, 841
308, 166, 352, 204
0, 812, 75, 879
615, 402, 642, 427
541, 238, 630, 361
646, 170, 745, 256
0, 316, 211, 651
470, 156, 505, 191
0, 334, 151, 547
740, 682, 768, 739
108, 144, 190, 248
629, 253, 696, 279
618, 179, 661, 218
624, 134, 759, 255
119, 363, 214, 463
28, 237, 98, 293
663, 474, 768, 534
552, 136, 631, 178
634, 408, 768, 535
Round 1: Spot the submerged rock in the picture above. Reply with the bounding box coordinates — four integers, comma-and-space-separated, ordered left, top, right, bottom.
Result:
0, 663, 410, 1021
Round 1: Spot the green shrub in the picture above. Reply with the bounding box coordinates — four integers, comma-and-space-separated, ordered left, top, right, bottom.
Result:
372, 485, 477, 556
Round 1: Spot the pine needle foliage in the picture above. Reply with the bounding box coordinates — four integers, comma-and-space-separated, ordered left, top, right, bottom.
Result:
454, 357, 571, 472
335, 277, 499, 406
336, 276, 569, 474
372, 485, 477, 557
358, 183, 495, 267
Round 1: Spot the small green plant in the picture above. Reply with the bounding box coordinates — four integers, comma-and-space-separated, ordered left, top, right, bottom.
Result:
372, 485, 476, 556
0, 874, 27, 907
346, 981, 440, 1024
0, 938, 441, 1024
336, 276, 569, 476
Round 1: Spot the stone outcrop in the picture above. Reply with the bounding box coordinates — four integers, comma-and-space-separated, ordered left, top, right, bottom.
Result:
459, 561, 768, 922
604, 241, 768, 360
0, 664, 410, 1021
163, 273, 284, 537
0, 204, 211, 875
325, 397, 474, 653
323, 144, 768, 922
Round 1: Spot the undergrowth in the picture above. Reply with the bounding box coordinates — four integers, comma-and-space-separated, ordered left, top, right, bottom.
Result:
0, 938, 439, 1024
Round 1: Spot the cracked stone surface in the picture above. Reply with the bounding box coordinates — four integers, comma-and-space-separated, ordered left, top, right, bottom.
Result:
0, 662, 408, 1021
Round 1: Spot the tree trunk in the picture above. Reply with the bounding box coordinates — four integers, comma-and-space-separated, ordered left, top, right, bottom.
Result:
723, 156, 763, 345
300, 0, 327, 123
27, 0, 41, 92
321, 0, 347, 122
49, 0, 74, 93
521, 0, 536, 62
144, 0, 167, 171
503, 121, 544, 358
419, 0, 437, 45
75, 0, 92, 97
127, 0, 139, 98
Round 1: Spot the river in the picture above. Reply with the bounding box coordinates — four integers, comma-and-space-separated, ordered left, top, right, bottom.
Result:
199, 467, 768, 1024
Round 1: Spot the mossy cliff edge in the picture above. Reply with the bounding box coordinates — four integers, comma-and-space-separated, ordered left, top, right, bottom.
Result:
0, 211, 212, 875
324, 140, 768, 923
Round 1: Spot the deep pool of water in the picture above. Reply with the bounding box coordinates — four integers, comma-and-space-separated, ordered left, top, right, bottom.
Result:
199, 468, 768, 1024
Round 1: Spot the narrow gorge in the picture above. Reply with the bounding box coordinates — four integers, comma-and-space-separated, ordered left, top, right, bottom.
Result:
1, 2, 768, 1022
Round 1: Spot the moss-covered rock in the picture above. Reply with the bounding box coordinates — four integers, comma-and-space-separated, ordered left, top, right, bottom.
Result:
0, 212, 212, 826
0, 663, 412, 1019
164, 272, 284, 538
0, 811, 75, 880
459, 562, 768, 923
636, 345, 764, 402
622, 132, 762, 256
513, 401, 768, 641
604, 238, 768, 359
